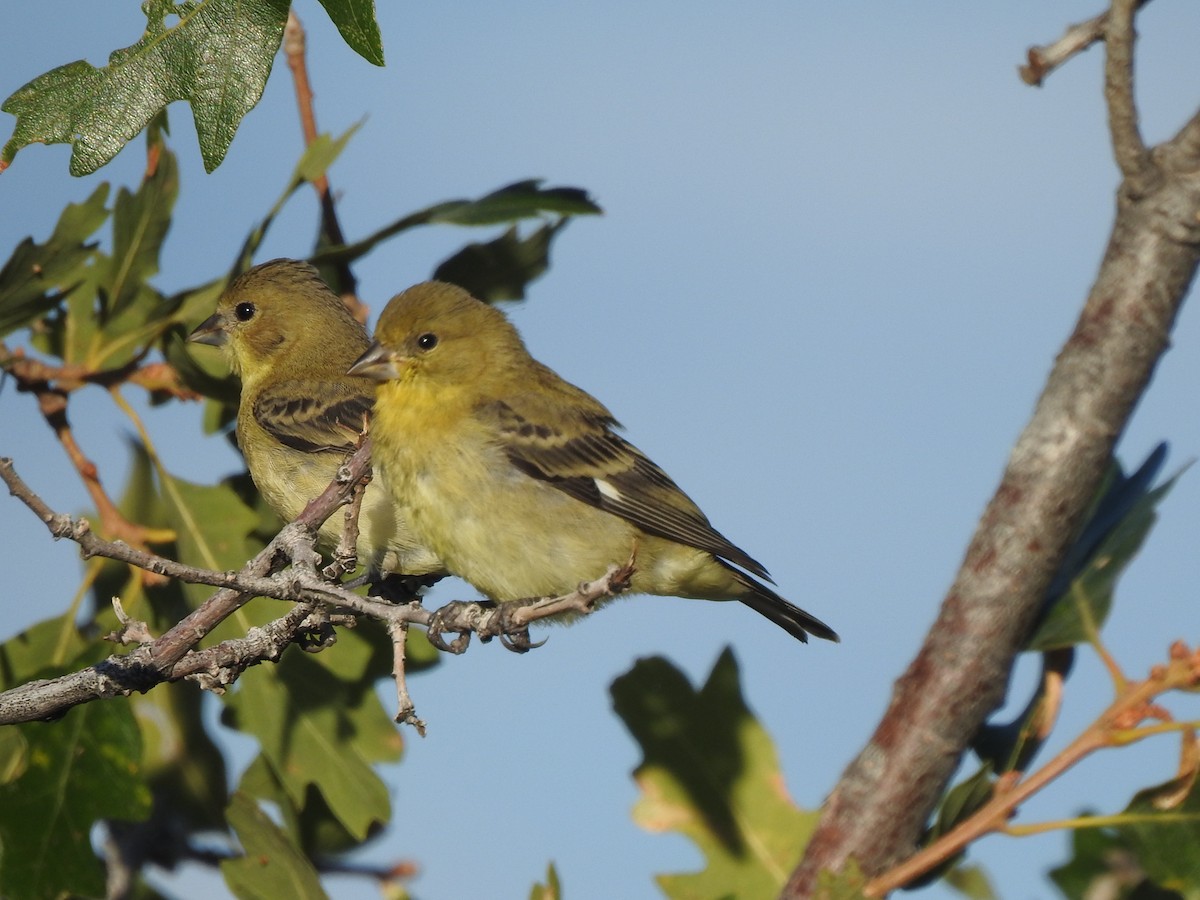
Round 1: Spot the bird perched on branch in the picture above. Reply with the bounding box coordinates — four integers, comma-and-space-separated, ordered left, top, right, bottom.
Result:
348, 281, 837, 643
188, 259, 443, 582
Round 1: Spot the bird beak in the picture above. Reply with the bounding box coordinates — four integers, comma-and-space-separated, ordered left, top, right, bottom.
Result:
348, 341, 403, 381
188, 313, 227, 347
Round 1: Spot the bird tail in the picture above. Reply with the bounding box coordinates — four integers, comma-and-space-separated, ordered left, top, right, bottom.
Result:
724, 563, 839, 643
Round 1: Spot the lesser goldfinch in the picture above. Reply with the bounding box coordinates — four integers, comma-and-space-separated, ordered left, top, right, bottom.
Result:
188, 259, 443, 581
348, 281, 837, 643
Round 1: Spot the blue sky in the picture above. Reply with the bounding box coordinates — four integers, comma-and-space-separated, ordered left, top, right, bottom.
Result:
3, 3, 1200, 898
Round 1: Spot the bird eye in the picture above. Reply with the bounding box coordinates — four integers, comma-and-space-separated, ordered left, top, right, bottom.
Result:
234, 302, 256, 322
416, 333, 438, 351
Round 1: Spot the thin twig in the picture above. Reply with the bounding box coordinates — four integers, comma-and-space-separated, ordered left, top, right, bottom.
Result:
865, 643, 1200, 895
1018, 1, 1151, 86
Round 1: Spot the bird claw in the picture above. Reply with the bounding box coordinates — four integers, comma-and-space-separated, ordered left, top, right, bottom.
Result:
425, 599, 490, 654
493, 602, 548, 654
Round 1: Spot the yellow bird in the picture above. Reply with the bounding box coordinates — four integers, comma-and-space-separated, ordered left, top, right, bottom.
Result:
349, 281, 837, 643
189, 259, 443, 582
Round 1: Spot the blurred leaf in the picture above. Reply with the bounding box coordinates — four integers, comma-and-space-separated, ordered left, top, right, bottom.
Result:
944, 863, 998, 899
611, 649, 815, 899
973, 648, 1074, 775
157, 469, 260, 608
814, 858, 870, 899
0, 728, 27, 785
529, 862, 562, 900
320, 179, 602, 268
1117, 766, 1200, 893
221, 792, 328, 900
0, 183, 108, 338
1029, 449, 1181, 652
1049, 821, 1172, 900
0, 702, 151, 900
2, 0, 289, 175
233, 124, 361, 269
315, 0, 384, 65
223, 649, 402, 841
434, 220, 568, 302
104, 125, 178, 317
907, 765, 995, 889
0, 612, 93, 688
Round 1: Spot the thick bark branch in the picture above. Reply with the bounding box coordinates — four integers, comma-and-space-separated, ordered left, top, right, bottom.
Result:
787, 6, 1200, 893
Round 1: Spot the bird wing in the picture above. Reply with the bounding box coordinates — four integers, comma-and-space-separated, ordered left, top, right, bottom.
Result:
252, 381, 373, 453
482, 390, 773, 581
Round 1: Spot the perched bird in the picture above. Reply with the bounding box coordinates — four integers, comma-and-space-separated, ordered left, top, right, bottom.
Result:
188, 259, 443, 581
348, 281, 837, 643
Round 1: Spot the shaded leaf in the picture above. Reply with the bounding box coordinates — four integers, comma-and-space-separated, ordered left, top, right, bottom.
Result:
315, 0, 385, 66
0, 184, 109, 338
1049, 821, 1169, 900
0, 702, 151, 900
434, 220, 568, 302
907, 764, 995, 889
222, 649, 402, 841
1, 0, 290, 174
1118, 766, 1200, 894
1030, 448, 1181, 651
944, 863, 999, 900
319, 179, 602, 268
611, 649, 815, 899
221, 792, 328, 900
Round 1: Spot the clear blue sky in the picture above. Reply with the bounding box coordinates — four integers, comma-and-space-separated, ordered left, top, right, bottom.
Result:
3, 3, 1200, 898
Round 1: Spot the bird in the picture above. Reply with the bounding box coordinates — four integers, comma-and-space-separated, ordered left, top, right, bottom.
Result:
188, 259, 443, 583
347, 281, 837, 643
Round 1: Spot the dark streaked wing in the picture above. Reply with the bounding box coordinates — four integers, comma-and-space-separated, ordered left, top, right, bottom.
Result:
484, 397, 773, 581
253, 383, 372, 453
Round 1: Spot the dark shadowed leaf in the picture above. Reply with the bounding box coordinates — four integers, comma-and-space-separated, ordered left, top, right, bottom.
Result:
1, 0, 289, 174
611, 649, 816, 899
434, 220, 567, 302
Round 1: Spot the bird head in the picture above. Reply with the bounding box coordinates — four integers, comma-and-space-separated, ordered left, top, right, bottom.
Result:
348, 281, 524, 392
188, 259, 367, 382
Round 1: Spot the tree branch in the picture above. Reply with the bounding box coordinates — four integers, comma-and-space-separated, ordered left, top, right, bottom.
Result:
0, 451, 633, 725
1018, 1, 1151, 87
787, 6, 1200, 890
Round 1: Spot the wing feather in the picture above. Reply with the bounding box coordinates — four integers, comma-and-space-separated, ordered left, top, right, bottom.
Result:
484, 395, 772, 580
253, 382, 372, 453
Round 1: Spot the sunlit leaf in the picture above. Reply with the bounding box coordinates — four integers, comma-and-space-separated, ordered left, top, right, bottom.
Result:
1, 0, 290, 174
611, 649, 816, 899
529, 862, 563, 900
315, 0, 384, 65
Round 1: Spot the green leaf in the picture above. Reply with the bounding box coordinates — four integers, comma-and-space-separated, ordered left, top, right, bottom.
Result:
1117, 769, 1200, 895
157, 469, 261, 608
1029, 457, 1183, 651
1, 0, 290, 175
315, 0, 385, 66
427, 179, 602, 226
0, 702, 151, 900
433, 220, 568, 302
0, 613, 93, 689
944, 863, 999, 900
223, 649, 403, 841
529, 862, 563, 900
317, 179, 602, 268
221, 792, 329, 900
0, 183, 109, 338
104, 125, 178, 317
611, 649, 816, 899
